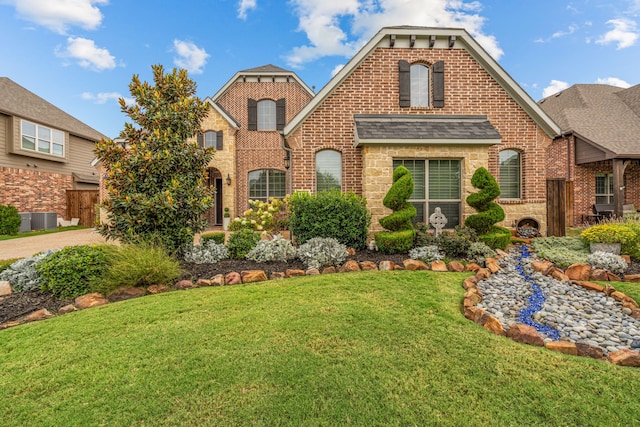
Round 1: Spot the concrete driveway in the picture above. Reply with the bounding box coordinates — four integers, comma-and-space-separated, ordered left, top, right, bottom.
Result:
0, 228, 115, 260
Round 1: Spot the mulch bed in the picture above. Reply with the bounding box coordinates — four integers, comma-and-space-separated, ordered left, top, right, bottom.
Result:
2, 251, 639, 326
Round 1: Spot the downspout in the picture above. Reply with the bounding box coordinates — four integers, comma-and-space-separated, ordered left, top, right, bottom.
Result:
280, 131, 293, 196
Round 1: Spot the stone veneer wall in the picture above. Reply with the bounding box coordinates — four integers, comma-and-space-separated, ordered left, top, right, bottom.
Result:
286, 46, 551, 236
0, 166, 72, 217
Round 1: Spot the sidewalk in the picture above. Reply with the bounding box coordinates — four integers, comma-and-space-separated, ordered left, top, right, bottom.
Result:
0, 228, 115, 260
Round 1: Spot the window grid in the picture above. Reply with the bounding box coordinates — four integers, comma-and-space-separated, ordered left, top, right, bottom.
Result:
595, 174, 614, 204
257, 100, 276, 131
410, 64, 429, 107
249, 169, 286, 203
316, 150, 342, 192
21, 120, 64, 157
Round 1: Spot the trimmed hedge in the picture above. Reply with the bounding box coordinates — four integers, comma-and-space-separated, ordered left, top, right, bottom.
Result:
464, 167, 505, 235
0, 204, 22, 235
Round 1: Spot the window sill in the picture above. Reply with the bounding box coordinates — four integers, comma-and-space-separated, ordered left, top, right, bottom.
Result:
10, 148, 67, 163
498, 198, 524, 204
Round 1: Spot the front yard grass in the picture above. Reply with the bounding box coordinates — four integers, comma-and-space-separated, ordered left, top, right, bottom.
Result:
1, 270, 639, 426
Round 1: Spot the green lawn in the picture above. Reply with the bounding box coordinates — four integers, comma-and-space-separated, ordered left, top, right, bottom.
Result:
1, 271, 640, 426
0, 225, 88, 241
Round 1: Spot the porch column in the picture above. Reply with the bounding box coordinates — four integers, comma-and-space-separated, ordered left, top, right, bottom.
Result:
612, 159, 629, 218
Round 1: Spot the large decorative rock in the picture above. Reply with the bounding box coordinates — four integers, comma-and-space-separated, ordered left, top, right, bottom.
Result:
196, 279, 212, 287
403, 259, 428, 271
464, 306, 488, 325
608, 349, 640, 367
483, 316, 505, 335
549, 268, 570, 283
624, 274, 640, 283
575, 343, 605, 360
531, 260, 553, 274
147, 284, 170, 294
339, 260, 361, 273
545, 341, 578, 355
346, 247, 356, 256
447, 261, 465, 272
305, 268, 320, 275
270, 272, 286, 280
359, 261, 378, 271
210, 274, 226, 286
241, 270, 267, 283
565, 263, 592, 281
464, 288, 483, 304
286, 269, 306, 278
571, 280, 604, 293
24, 308, 54, 322
108, 287, 146, 302
485, 260, 501, 274
430, 261, 448, 272
590, 269, 609, 281
58, 304, 77, 314
603, 284, 617, 296
465, 263, 481, 272
475, 268, 491, 280
462, 276, 478, 290
75, 293, 109, 310
378, 260, 395, 271
0, 320, 21, 330
506, 324, 544, 347
175, 280, 196, 290
606, 272, 621, 282
0, 281, 11, 296
225, 272, 242, 285
321, 266, 337, 274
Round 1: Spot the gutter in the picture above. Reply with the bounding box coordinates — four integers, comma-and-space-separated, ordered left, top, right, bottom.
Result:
279, 131, 293, 195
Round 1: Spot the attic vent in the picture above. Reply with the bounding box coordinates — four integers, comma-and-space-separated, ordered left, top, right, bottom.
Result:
410, 35, 416, 48
429, 35, 436, 48
389, 34, 396, 47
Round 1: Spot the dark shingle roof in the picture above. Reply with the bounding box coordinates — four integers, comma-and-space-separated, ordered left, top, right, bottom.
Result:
354, 115, 501, 146
239, 64, 292, 74
538, 84, 640, 156
0, 77, 106, 141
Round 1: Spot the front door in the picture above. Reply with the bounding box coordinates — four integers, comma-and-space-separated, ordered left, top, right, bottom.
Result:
205, 168, 222, 227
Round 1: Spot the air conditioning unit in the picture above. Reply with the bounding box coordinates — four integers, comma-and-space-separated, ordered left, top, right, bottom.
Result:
30, 212, 57, 230
18, 212, 31, 232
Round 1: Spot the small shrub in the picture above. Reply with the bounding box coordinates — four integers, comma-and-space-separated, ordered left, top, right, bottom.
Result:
408, 246, 443, 263
229, 197, 289, 233
38, 246, 108, 298
246, 234, 296, 263
227, 228, 261, 259
296, 237, 348, 270
478, 226, 512, 250
183, 241, 228, 264
92, 244, 182, 294
581, 223, 639, 256
0, 258, 21, 274
414, 222, 435, 247
375, 229, 415, 254
199, 231, 226, 245
289, 190, 371, 249
0, 250, 56, 292
464, 167, 505, 235
586, 251, 628, 276
434, 231, 471, 258
531, 236, 589, 268
467, 242, 496, 265
0, 204, 22, 235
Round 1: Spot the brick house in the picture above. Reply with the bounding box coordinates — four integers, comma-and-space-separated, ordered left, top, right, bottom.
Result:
0, 77, 106, 226
539, 84, 640, 225
196, 65, 315, 224
283, 26, 560, 236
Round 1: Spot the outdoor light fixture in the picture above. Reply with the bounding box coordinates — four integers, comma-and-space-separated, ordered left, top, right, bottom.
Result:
226, 174, 231, 186
283, 153, 290, 170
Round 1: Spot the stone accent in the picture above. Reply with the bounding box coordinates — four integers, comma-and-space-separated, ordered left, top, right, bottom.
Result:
483, 315, 505, 335
75, 293, 109, 310
378, 260, 395, 271
175, 280, 197, 290
211, 275, 226, 286
286, 269, 306, 278
506, 324, 545, 347
241, 270, 268, 283
430, 260, 448, 272
565, 264, 591, 281
403, 259, 429, 271
545, 341, 578, 356
305, 268, 320, 275
108, 287, 147, 302
58, 304, 77, 314
24, 308, 54, 322
225, 272, 242, 285
321, 266, 337, 274
147, 285, 171, 294
359, 261, 378, 271
447, 261, 465, 272
339, 260, 361, 273
0, 281, 11, 296
196, 279, 213, 287
608, 349, 640, 367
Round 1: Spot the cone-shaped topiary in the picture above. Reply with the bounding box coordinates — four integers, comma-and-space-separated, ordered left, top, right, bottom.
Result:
464, 167, 505, 235
375, 166, 417, 253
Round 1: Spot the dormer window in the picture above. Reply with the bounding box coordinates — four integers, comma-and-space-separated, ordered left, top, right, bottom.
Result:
21, 119, 65, 157
399, 60, 445, 108
248, 98, 286, 131
257, 100, 276, 130
410, 64, 429, 107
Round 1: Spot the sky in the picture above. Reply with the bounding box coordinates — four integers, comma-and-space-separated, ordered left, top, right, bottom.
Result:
1, 0, 639, 138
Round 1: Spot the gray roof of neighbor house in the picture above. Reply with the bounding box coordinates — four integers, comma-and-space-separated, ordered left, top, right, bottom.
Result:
0, 77, 106, 142
354, 115, 501, 146
538, 84, 640, 156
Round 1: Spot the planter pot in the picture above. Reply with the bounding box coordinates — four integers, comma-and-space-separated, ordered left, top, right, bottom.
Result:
590, 242, 621, 255
222, 217, 230, 231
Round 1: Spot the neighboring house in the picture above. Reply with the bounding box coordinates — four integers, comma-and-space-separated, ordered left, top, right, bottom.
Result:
539, 84, 640, 225
0, 77, 106, 226
282, 26, 561, 235
198, 64, 315, 222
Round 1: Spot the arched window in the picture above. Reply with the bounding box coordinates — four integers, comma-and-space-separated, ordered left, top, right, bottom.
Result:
410, 64, 429, 107
257, 99, 276, 130
316, 150, 342, 192
249, 169, 286, 202
499, 150, 521, 199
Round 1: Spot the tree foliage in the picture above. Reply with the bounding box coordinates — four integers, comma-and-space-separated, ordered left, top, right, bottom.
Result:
94, 65, 214, 254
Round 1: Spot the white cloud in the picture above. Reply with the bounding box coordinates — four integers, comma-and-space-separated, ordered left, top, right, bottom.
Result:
172, 40, 209, 74
82, 91, 134, 106
284, 0, 503, 68
238, 0, 257, 19
552, 24, 578, 39
56, 37, 116, 71
596, 18, 639, 49
331, 63, 345, 77
595, 77, 631, 88
2, 0, 107, 34
542, 80, 570, 98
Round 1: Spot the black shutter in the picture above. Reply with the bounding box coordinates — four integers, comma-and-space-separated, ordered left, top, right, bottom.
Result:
398, 60, 410, 107
196, 132, 203, 148
276, 98, 286, 131
248, 98, 257, 130
433, 60, 445, 108
216, 130, 223, 150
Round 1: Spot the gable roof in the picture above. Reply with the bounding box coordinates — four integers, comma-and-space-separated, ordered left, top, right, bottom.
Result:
0, 77, 106, 141
284, 26, 561, 138
209, 64, 315, 103
538, 84, 640, 157
202, 98, 241, 129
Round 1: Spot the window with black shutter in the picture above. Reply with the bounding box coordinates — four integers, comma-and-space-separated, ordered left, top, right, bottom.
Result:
398, 60, 410, 107
276, 98, 286, 131
432, 60, 445, 108
248, 98, 257, 130
216, 130, 223, 150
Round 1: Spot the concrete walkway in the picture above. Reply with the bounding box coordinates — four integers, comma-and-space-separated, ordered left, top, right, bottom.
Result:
0, 228, 115, 260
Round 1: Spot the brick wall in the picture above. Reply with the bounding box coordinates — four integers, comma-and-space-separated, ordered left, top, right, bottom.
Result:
0, 166, 72, 217
217, 80, 313, 212
287, 46, 551, 234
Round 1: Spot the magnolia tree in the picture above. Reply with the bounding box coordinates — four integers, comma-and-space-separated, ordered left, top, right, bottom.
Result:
95, 65, 214, 254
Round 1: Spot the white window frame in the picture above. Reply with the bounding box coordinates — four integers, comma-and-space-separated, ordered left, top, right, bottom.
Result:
410, 64, 429, 107
499, 149, 522, 199
257, 99, 276, 131
315, 149, 342, 192
21, 119, 65, 157
595, 173, 614, 204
